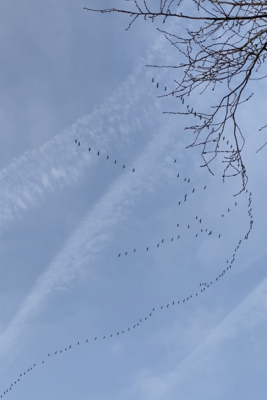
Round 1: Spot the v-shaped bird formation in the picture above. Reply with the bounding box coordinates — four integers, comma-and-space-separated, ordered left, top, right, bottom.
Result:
74, 139, 248, 258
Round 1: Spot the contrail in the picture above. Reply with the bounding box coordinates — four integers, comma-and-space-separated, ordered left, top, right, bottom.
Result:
0, 117, 183, 369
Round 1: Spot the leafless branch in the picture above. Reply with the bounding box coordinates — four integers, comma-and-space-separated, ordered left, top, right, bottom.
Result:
85, 0, 267, 195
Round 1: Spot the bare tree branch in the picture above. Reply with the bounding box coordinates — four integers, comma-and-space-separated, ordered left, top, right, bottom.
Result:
85, 0, 267, 195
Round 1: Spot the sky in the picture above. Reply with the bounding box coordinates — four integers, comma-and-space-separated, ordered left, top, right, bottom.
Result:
0, 1, 267, 399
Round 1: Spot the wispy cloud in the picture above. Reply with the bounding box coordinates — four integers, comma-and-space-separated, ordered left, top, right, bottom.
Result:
0, 31, 173, 235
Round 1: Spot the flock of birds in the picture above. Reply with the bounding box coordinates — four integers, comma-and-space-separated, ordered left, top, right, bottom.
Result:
74, 138, 246, 257
0, 77, 254, 397
0, 136, 254, 398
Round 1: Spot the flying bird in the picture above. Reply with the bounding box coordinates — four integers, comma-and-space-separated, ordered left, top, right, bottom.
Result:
75, 139, 77, 143
132, 168, 135, 172
97, 151, 100, 156
152, 78, 154, 82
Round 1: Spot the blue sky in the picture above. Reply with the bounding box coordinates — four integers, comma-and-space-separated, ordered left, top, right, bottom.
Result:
0, 1, 267, 399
